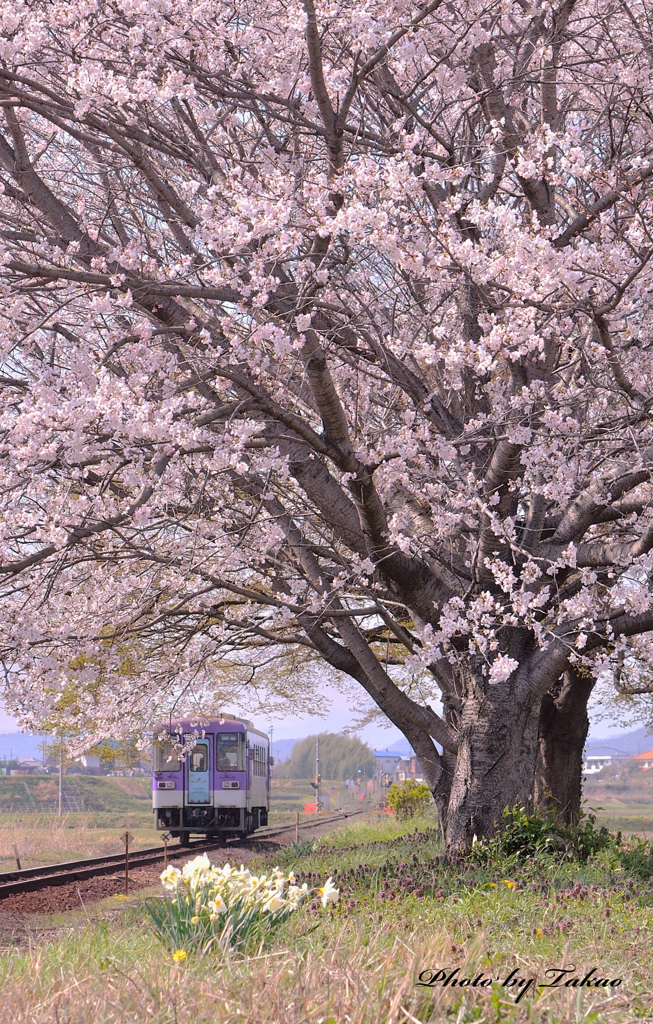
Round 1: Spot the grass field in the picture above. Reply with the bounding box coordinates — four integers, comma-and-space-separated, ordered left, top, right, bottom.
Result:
1, 813, 652, 1023
0, 776, 369, 869
5, 773, 651, 1023
583, 763, 653, 836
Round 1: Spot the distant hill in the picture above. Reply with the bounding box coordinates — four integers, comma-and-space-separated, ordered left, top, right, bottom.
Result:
271, 737, 301, 763
586, 725, 653, 756
372, 740, 414, 756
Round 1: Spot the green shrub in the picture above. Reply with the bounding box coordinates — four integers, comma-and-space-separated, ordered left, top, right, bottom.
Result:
607, 834, 653, 878
385, 780, 431, 821
470, 804, 613, 863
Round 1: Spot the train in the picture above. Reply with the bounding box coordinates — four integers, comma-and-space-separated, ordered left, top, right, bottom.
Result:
152, 715, 270, 843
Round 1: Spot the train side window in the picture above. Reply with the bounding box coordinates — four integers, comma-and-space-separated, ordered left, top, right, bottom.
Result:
153, 739, 181, 772
217, 733, 244, 771
252, 743, 267, 776
189, 746, 207, 772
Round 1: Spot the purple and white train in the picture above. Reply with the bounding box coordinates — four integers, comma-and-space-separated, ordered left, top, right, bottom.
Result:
152, 715, 270, 843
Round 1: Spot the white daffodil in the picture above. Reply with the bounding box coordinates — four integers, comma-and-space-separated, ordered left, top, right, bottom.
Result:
160, 866, 182, 890
264, 894, 285, 913
317, 877, 340, 907
208, 895, 227, 916
287, 883, 309, 906
181, 853, 211, 880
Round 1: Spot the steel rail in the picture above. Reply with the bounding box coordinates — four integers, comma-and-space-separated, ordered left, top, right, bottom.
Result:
0, 810, 362, 898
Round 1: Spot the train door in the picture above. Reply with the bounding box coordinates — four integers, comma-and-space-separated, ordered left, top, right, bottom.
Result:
186, 737, 211, 805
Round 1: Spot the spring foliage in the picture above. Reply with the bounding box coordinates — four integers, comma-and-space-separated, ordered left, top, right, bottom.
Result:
2, 0, 653, 846
385, 780, 432, 821
470, 805, 613, 863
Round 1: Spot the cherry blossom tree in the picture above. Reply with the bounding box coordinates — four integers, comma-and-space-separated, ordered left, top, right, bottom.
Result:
1, 0, 653, 851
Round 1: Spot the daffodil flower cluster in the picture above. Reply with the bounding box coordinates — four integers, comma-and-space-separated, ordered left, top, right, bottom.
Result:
148, 854, 338, 955
160, 854, 313, 920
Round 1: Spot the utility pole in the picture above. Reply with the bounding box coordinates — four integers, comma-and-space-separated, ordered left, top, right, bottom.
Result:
315, 736, 321, 812
269, 725, 273, 775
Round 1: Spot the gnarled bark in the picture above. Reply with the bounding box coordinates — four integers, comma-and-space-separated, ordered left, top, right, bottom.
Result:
444, 682, 540, 852
533, 667, 595, 825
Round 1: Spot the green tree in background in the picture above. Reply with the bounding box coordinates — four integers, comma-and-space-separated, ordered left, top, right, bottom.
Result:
88, 737, 148, 773
275, 733, 375, 781
386, 781, 431, 821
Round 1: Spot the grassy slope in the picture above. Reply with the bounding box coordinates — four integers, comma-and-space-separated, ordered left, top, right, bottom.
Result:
0, 777, 157, 866
0, 814, 652, 1023
0, 774, 152, 813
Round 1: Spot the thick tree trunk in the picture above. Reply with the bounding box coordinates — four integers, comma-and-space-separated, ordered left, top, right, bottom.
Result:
393, 661, 596, 854
443, 672, 540, 854
533, 667, 595, 825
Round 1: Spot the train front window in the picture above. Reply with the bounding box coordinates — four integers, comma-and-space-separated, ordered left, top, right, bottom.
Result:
153, 739, 181, 772
189, 747, 207, 772
217, 733, 244, 771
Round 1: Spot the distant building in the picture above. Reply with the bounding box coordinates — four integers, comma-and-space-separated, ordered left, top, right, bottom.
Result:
10, 757, 43, 775
583, 755, 614, 775
68, 753, 103, 776
374, 751, 402, 784
631, 749, 653, 771
582, 747, 631, 775
395, 755, 424, 784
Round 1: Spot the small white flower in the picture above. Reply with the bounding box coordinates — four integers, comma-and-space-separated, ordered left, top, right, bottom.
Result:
160, 866, 181, 890
317, 877, 340, 907
264, 894, 285, 913
208, 895, 227, 915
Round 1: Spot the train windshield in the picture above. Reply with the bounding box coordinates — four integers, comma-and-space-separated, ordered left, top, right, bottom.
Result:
153, 739, 181, 771
217, 733, 244, 771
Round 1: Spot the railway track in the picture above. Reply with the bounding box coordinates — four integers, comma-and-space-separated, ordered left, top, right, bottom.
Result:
0, 810, 363, 899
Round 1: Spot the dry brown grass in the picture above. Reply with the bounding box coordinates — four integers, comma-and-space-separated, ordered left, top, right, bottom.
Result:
1, 916, 650, 1024
0, 814, 159, 868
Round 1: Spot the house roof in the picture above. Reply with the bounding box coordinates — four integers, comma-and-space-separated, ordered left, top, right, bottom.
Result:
373, 750, 412, 758
632, 749, 653, 760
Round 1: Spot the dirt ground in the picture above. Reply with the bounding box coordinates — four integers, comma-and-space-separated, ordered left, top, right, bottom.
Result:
0, 814, 359, 939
